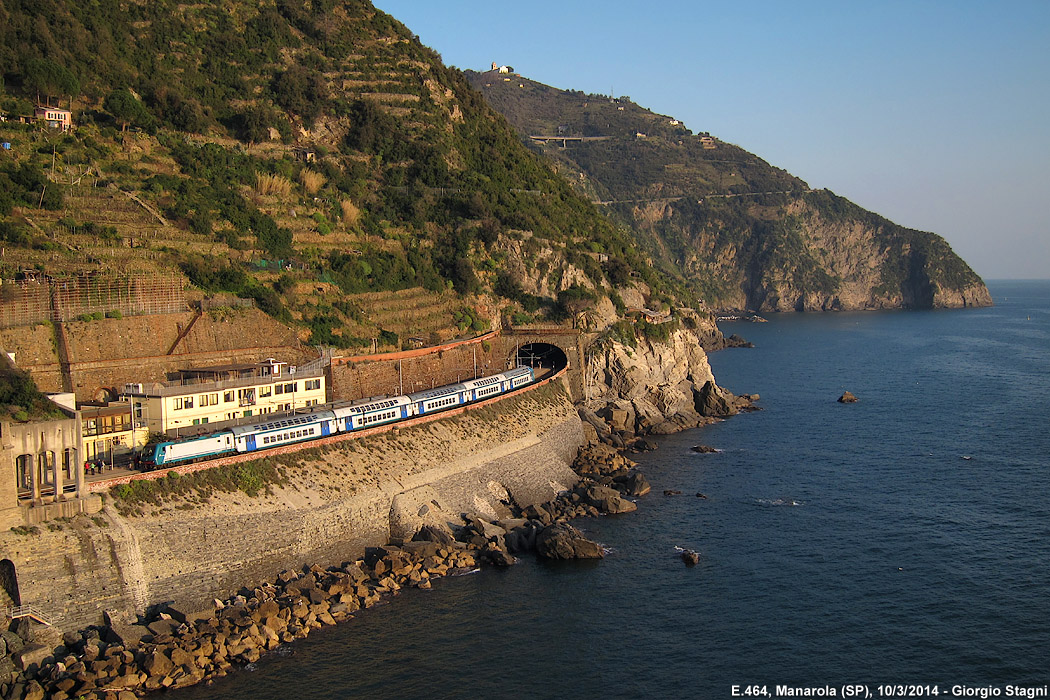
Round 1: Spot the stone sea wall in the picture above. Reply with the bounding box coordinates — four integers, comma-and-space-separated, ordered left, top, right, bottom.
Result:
0, 379, 582, 632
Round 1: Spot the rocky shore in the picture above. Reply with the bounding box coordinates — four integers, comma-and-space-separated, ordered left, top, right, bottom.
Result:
0, 427, 655, 700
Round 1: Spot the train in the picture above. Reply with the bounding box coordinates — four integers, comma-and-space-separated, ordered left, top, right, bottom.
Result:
144, 366, 536, 468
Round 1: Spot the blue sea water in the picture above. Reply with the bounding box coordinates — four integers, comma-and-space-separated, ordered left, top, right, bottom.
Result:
178, 280, 1050, 699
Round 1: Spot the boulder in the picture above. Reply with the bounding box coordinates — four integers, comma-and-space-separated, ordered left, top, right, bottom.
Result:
0, 630, 22, 655
481, 549, 516, 567
14, 643, 51, 672
838, 391, 859, 403
577, 407, 613, 442
535, 524, 604, 560
691, 444, 717, 453
580, 484, 637, 514
469, 516, 507, 540
695, 380, 736, 417
724, 333, 754, 348
401, 540, 441, 559
629, 438, 658, 452
580, 420, 600, 445
22, 680, 45, 700
681, 550, 700, 566
147, 619, 179, 638
614, 471, 651, 497
412, 523, 456, 547
106, 622, 151, 647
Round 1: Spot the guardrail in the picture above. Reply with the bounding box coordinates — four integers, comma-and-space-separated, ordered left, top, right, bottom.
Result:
7, 604, 52, 626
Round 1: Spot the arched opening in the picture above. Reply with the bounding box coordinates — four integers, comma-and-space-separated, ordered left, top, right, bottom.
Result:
15, 454, 33, 500
514, 342, 568, 380
37, 450, 56, 497
62, 447, 78, 493
0, 559, 19, 607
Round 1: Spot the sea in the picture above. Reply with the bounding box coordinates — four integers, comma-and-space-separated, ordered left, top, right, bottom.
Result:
177, 280, 1050, 699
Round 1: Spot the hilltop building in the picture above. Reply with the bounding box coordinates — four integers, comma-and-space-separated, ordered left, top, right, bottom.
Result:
34, 106, 72, 132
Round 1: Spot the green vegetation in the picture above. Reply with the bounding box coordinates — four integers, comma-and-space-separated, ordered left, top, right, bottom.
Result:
468, 72, 986, 310
0, 353, 66, 422
110, 458, 289, 515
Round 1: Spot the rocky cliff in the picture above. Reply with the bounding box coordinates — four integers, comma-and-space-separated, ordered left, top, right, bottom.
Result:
467, 72, 992, 312
582, 327, 751, 439
660, 192, 994, 312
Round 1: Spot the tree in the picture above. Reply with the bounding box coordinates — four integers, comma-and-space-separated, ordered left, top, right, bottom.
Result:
22, 58, 79, 99
104, 89, 151, 132
557, 285, 597, 328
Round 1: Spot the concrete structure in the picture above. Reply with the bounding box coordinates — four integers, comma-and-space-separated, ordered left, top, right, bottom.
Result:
0, 371, 582, 631
0, 411, 103, 531
123, 359, 326, 437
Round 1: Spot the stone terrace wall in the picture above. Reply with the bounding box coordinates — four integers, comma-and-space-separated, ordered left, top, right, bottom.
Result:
0, 307, 309, 400
0, 378, 583, 631
328, 332, 504, 401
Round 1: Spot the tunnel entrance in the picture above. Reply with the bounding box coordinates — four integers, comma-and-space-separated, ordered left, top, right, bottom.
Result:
0, 559, 20, 608
514, 342, 568, 380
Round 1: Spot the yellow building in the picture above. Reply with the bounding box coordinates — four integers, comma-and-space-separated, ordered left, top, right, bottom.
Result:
80, 401, 148, 465
123, 359, 326, 438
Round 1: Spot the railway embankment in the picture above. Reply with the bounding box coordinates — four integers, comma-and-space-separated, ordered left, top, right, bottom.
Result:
0, 377, 582, 635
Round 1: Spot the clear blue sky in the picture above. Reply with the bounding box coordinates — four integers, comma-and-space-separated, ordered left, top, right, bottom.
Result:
373, 0, 1050, 280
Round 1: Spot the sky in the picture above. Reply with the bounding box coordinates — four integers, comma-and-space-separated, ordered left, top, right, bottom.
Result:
373, 0, 1050, 280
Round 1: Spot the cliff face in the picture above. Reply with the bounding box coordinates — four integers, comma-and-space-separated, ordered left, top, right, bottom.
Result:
467, 72, 992, 312
663, 193, 993, 312
583, 327, 742, 436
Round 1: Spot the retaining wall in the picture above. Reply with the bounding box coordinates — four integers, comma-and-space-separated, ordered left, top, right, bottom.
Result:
0, 376, 583, 631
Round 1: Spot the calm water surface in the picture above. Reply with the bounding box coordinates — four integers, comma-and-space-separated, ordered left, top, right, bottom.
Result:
178, 280, 1050, 699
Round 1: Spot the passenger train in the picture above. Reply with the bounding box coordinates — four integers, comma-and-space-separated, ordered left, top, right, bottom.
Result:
145, 366, 535, 467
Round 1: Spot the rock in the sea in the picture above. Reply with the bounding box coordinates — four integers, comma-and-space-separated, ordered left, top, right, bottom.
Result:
681, 550, 700, 566
725, 334, 755, 348
838, 391, 859, 403
695, 380, 737, 417
629, 437, 658, 452
535, 523, 604, 560
615, 471, 651, 497
579, 484, 637, 514
691, 444, 717, 453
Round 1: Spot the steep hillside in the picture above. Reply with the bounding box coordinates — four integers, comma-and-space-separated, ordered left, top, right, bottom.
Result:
467, 71, 992, 311
0, 0, 717, 353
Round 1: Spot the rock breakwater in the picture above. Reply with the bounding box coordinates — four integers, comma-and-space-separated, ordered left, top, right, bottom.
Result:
0, 428, 655, 699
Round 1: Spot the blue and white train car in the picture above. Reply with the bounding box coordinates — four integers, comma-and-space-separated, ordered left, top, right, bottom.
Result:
151, 432, 236, 466
460, 373, 506, 402
230, 410, 338, 454
502, 366, 534, 390
407, 383, 469, 417
332, 395, 414, 432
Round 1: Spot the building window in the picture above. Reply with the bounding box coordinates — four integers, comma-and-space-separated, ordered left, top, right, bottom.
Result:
305, 379, 321, 391
224, 390, 235, 403
259, 386, 272, 397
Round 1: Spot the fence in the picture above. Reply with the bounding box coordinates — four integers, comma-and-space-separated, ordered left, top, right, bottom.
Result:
0, 273, 187, 328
